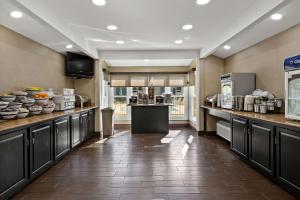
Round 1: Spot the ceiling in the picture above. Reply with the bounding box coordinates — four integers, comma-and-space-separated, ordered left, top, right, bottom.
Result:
0, 0, 299, 61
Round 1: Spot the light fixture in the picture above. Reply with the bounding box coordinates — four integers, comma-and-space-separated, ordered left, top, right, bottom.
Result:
271, 13, 283, 21
182, 24, 193, 30
196, 0, 210, 5
10, 11, 23, 18
132, 39, 140, 42
223, 45, 231, 50
89, 38, 104, 42
66, 44, 73, 49
116, 40, 124, 44
107, 25, 118, 31
92, 0, 106, 6
175, 40, 183, 44
144, 59, 149, 62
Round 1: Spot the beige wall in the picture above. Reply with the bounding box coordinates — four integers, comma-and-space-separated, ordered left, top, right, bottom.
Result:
0, 25, 73, 94
225, 23, 300, 98
199, 55, 224, 131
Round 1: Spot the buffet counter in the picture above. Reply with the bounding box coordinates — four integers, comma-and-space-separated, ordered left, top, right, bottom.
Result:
201, 105, 300, 131
128, 104, 172, 134
0, 106, 97, 133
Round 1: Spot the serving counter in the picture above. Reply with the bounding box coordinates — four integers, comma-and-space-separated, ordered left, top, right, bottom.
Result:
128, 104, 172, 134
0, 106, 97, 200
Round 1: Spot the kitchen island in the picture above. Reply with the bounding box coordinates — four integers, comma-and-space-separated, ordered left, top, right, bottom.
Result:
129, 104, 171, 134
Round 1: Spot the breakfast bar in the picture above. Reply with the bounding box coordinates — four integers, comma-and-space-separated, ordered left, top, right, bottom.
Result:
129, 104, 170, 134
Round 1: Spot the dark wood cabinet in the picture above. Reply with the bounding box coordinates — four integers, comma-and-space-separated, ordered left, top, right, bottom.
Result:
231, 117, 248, 159
0, 108, 95, 200
0, 129, 28, 199
29, 122, 53, 178
276, 128, 300, 195
71, 114, 81, 148
249, 122, 274, 176
54, 117, 70, 160
81, 112, 89, 141
88, 110, 95, 139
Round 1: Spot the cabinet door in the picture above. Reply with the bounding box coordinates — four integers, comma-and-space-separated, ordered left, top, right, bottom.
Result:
231, 117, 248, 159
0, 130, 28, 199
88, 110, 95, 139
71, 114, 81, 148
30, 122, 53, 178
54, 117, 70, 159
249, 122, 274, 176
81, 112, 89, 141
277, 128, 300, 193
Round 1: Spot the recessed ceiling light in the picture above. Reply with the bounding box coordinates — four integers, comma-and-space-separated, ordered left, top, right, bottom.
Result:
92, 0, 106, 6
196, 0, 210, 5
271, 13, 283, 21
144, 59, 149, 62
116, 40, 125, 44
10, 11, 23, 18
223, 45, 231, 50
89, 38, 104, 42
66, 44, 73, 49
132, 39, 140, 42
182, 24, 193, 30
175, 40, 183, 44
107, 25, 118, 31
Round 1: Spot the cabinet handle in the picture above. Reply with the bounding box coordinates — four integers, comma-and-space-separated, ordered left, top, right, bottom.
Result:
26, 139, 30, 146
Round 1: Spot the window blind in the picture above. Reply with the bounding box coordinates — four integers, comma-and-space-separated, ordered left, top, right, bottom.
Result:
149, 75, 168, 87
130, 75, 148, 87
110, 73, 188, 87
168, 74, 188, 86
110, 74, 129, 87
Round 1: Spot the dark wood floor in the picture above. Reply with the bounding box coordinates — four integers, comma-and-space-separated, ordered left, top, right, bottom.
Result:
14, 127, 296, 200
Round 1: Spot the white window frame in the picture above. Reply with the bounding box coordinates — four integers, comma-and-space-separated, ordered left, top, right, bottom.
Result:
112, 86, 189, 122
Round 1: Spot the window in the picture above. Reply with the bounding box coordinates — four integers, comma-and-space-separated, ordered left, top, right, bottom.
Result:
189, 86, 197, 120
170, 87, 185, 115
154, 87, 165, 96
132, 87, 147, 96
113, 87, 128, 115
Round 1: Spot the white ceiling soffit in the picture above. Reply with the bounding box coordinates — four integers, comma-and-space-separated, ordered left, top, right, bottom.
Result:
106, 59, 193, 67
13, 0, 98, 58
214, 0, 300, 58
200, 0, 288, 58
0, 0, 81, 53
99, 50, 201, 60
8, 0, 288, 60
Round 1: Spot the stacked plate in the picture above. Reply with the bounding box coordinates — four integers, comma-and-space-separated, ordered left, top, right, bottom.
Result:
21, 97, 35, 107
17, 108, 29, 118
0, 101, 9, 109
42, 101, 55, 114
29, 105, 42, 115
0, 95, 16, 102
0, 108, 18, 119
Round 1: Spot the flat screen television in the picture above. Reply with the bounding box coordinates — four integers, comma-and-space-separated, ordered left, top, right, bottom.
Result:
65, 52, 94, 78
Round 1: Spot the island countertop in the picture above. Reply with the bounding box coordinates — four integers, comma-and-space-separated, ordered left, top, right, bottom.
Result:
127, 104, 173, 107
0, 106, 98, 133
